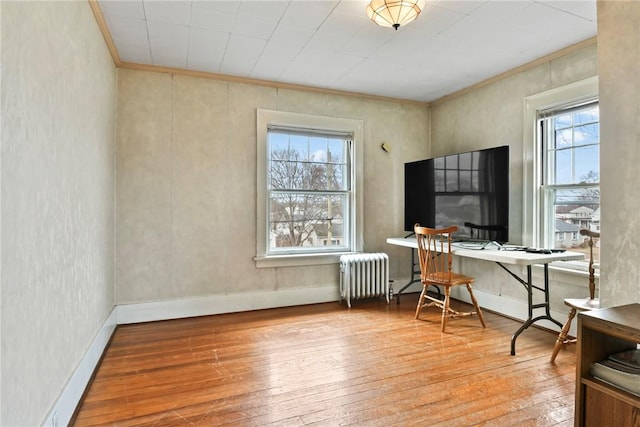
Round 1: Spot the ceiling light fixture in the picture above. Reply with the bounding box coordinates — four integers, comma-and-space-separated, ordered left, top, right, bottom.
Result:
366, 0, 427, 30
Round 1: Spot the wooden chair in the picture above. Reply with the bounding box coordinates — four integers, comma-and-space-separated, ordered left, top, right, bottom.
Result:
464, 221, 508, 243
414, 224, 486, 332
550, 229, 600, 363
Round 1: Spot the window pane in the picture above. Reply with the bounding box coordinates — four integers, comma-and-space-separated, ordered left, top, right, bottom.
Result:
306, 161, 327, 191
270, 133, 289, 151
270, 157, 304, 190
554, 128, 572, 149
309, 139, 326, 162
554, 113, 572, 130
327, 139, 344, 163
553, 149, 572, 185
289, 135, 308, 159
574, 145, 599, 183
574, 123, 599, 146
553, 188, 600, 262
269, 193, 347, 250
574, 106, 598, 125
327, 163, 346, 191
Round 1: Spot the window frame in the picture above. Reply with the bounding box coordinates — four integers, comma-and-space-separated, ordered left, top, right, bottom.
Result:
538, 99, 599, 248
256, 109, 363, 268
523, 77, 599, 272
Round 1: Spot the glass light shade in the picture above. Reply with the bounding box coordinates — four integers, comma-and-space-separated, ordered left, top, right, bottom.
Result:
366, 0, 427, 30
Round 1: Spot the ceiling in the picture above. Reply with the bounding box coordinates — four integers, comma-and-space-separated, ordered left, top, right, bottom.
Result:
97, 0, 597, 103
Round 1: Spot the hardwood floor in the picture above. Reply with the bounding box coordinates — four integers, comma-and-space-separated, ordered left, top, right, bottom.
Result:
73, 294, 577, 426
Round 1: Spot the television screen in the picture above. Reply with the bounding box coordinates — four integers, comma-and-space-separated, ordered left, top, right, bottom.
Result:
404, 145, 509, 242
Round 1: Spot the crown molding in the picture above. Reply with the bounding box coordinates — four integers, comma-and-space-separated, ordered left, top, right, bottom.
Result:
88, 0, 121, 66
88, 0, 595, 108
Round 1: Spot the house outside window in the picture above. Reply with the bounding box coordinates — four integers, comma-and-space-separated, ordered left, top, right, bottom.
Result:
256, 110, 363, 268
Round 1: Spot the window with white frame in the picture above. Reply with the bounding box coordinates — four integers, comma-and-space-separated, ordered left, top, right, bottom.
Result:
268, 127, 351, 253
523, 77, 599, 271
256, 110, 363, 267
538, 99, 600, 265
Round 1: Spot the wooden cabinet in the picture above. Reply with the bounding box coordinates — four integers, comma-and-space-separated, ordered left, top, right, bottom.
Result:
575, 303, 640, 426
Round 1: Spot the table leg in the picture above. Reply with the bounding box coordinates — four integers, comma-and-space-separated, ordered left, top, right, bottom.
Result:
396, 248, 421, 304
511, 266, 533, 355
396, 248, 441, 303
509, 264, 563, 355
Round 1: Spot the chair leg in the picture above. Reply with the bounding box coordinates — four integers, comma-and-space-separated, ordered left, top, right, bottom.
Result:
415, 285, 427, 319
551, 308, 577, 363
441, 286, 451, 332
466, 284, 486, 328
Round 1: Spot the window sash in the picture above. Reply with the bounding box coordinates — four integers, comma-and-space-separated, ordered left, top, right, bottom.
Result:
256, 109, 363, 266
537, 100, 599, 262
266, 128, 353, 255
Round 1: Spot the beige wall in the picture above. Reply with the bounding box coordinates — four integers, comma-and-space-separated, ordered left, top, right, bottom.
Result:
429, 43, 599, 311
0, 2, 116, 425
115, 69, 429, 304
598, 0, 640, 308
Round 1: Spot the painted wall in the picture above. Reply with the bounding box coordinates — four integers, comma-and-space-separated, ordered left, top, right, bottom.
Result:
115, 70, 429, 305
597, 0, 640, 308
429, 43, 599, 314
0, 2, 116, 425
2, 1, 636, 424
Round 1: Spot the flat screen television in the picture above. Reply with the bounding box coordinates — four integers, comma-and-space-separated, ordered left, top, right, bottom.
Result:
404, 145, 510, 242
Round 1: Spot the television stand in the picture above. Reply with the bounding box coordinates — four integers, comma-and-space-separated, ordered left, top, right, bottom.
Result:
490, 240, 504, 250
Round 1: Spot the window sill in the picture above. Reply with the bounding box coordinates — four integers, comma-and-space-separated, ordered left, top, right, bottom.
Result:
255, 252, 355, 268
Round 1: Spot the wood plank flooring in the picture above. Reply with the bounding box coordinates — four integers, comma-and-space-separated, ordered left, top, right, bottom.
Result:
73, 294, 577, 426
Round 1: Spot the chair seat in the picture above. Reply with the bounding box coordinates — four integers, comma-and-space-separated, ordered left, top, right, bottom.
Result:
564, 297, 600, 311
425, 272, 474, 286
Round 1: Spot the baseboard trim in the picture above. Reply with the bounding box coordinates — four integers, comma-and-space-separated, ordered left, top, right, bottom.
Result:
116, 286, 341, 324
43, 308, 117, 427
43, 286, 340, 425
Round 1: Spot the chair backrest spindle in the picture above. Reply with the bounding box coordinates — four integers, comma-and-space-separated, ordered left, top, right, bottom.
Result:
579, 229, 599, 300
415, 224, 457, 284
